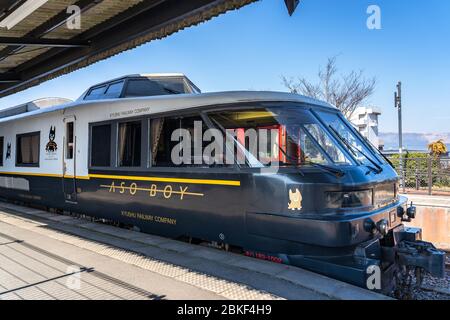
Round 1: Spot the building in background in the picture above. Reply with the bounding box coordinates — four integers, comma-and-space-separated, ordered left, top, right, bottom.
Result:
349, 106, 382, 149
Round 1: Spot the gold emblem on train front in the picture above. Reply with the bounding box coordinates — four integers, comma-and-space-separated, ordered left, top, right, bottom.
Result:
288, 188, 302, 211
100, 181, 204, 200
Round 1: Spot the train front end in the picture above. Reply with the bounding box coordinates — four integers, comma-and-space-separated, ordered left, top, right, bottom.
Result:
278, 168, 446, 295
210, 99, 446, 294
305, 108, 446, 294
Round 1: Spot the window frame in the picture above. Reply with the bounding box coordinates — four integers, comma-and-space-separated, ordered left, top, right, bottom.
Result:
88, 118, 148, 171
149, 113, 216, 169
0, 136, 4, 167
87, 102, 356, 174
65, 121, 75, 160
117, 119, 144, 168
84, 85, 108, 101
203, 103, 357, 169
89, 122, 114, 169
88, 109, 231, 173
122, 78, 169, 98
311, 109, 385, 166
103, 81, 126, 99
16, 131, 40, 168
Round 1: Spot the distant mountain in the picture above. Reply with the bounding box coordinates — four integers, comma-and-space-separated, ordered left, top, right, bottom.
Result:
380, 132, 450, 151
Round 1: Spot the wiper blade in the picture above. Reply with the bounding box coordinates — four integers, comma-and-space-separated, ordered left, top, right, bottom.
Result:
364, 136, 395, 169
277, 146, 304, 176
328, 125, 383, 174
305, 161, 345, 178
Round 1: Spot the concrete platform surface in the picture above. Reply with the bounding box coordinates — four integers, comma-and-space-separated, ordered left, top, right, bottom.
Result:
0, 202, 390, 300
402, 194, 450, 208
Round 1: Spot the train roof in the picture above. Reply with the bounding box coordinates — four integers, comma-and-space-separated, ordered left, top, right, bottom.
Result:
0, 97, 73, 120
83, 73, 200, 89
77, 73, 201, 101
0, 91, 337, 124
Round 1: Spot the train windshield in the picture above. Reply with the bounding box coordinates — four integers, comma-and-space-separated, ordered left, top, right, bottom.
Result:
315, 110, 385, 167
208, 107, 353, 167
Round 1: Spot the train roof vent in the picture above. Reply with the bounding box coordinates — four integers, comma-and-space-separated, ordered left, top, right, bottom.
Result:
80, 73, 201, 101
0, 97, 73, 119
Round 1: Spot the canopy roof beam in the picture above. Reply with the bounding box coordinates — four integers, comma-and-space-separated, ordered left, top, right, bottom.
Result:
0, 37, 90, 47
0, 0, 261, 97
0, 0, 101, 62
0, 72, 20, 83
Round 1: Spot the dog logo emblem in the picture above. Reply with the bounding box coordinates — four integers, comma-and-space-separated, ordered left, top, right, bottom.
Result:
5, 143, 11, 159
45, 126, 58, 152
288, 188, 302, 211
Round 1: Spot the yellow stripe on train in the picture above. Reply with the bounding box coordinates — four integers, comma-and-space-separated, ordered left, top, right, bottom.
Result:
0, 172, 240, 187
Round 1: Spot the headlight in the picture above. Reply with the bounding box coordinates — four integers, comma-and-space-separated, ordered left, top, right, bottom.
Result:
325, 190, 373, 209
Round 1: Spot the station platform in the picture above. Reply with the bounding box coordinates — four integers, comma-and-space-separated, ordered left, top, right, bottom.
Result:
402, 194, 450, 250
0, 201, 390, 300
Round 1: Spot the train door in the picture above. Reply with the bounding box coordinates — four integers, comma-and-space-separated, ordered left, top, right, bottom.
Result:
62, 116, 77, 203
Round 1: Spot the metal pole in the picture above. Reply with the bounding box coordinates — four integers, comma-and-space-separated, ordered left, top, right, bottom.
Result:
395, 82, 405, 192
428, 156, 432, 195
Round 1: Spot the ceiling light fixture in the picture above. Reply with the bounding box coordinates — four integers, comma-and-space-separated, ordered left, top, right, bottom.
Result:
0, 0, 48, 30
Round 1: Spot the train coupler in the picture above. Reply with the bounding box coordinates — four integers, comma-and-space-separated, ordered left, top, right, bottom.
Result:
396, 240, 446, 279
383, 226, 446, 279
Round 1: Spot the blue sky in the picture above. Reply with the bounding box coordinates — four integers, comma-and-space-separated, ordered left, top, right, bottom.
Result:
0, 0, 449, 133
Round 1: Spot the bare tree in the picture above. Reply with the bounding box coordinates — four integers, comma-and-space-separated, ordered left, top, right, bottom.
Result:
282, 56, 376, 118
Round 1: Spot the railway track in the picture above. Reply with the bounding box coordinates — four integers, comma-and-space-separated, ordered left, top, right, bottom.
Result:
416, 253, 450, 299
419, 284, 450, 297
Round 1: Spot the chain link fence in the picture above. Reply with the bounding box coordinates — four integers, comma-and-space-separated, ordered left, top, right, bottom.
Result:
386, 154, 450, 195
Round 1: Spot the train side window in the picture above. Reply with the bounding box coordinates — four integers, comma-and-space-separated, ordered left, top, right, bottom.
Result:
91, 124, 111, 167
0, 137, 3, 166
151, 115, 209, 167
16, 132, 40, 167
150, 118, 166, 166
66, 122, 74, 159
104, 81, 124, 99
208, 108, 337, 167
118, 121, 141, 167
84, 85, 107, 100
124, 79, 168, 98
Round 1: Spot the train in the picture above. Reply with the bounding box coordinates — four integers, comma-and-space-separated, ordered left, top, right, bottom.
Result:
0, 73, 445, 294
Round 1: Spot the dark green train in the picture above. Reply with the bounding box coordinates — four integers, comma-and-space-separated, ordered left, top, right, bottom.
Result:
0, 74, 445, 294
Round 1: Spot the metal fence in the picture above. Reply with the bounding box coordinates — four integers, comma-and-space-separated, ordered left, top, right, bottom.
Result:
386, 155, 450, 195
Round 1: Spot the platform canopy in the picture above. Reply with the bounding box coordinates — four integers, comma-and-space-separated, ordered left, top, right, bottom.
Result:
0, 0, 299, 98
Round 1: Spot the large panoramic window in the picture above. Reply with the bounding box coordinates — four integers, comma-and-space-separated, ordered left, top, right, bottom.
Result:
91, 124, 111, 167
118, 121, 142, 167
16, 132, 40, 167
208, 107, 352, 167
